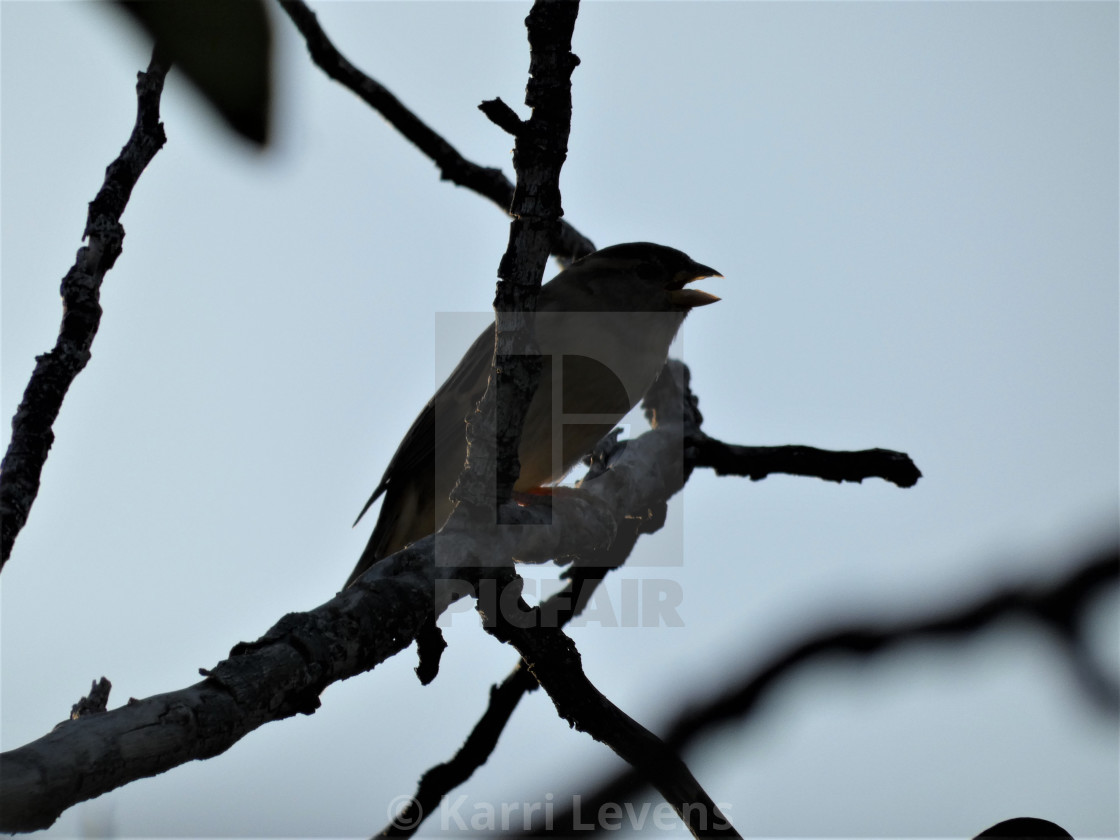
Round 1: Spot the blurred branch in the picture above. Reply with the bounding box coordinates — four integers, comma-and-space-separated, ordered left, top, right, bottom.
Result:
530, 545, 1118, 835
0, 51, 169, 572
277, 0, 595, 264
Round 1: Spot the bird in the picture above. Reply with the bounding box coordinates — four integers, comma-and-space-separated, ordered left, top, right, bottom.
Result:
345, 242, 721, 587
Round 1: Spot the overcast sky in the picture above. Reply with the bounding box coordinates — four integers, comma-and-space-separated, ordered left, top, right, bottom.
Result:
2, 2, 1117, 838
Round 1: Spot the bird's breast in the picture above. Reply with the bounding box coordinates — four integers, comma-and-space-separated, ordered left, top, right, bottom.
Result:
513, 309, 686, 488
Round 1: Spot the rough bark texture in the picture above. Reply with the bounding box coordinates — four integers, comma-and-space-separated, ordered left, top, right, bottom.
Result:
453, 1, 584, 520
0, 54, 169, 569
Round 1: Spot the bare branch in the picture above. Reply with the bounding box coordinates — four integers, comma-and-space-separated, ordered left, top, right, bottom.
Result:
452, 0, 582, 517
0, 344, 939, 833
380, 359, 923, 834
641, 360, 922, 489
381, 537, 642, 836
0, 542, 436, 833
441, 11, 740, 831
277, 0, 595, 264
381, 663, 538, 837
0, 391, 697, 832
532, 546, 1118, 835
0, 52, 169, 571
693, 439, 922, 488
479, 565, 740, 838
478, 97, 526, 137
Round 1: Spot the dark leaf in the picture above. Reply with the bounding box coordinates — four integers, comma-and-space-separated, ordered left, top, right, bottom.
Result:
115, 0, 272, 146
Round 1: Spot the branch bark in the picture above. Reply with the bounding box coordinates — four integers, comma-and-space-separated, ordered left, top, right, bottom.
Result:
0, 51, 169, 571
480, 566, 739, 838
381, 528, 644, 836
692, 439, 922, 488
451, 0, 582, 519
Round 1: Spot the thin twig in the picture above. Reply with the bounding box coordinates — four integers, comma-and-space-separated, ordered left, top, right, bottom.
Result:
380, 663, 538, 837
277, 0, 595, 264
641, 361, 922, 489
0, 51, 169, 570
692, 439, 922, 488
480, 566, 740, 838
380, 542, 638, 836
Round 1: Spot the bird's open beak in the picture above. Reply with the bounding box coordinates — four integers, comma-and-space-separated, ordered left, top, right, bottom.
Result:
669, 262, 723, 308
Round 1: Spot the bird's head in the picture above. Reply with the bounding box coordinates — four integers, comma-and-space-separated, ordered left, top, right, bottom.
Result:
560, 242, 723, 313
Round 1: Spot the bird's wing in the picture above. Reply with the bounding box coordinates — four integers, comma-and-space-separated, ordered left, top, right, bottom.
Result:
353, 323, 496, 527
352, 396, 434, 526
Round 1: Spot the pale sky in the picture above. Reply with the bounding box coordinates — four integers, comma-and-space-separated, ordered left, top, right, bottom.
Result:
2, 2, 1117, 838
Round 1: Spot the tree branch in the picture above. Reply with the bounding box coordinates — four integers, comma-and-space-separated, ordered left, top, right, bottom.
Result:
277, 0, 595, 264
0, 51, 169, 571
0, 374, 697, 832
0, 347, 940, 833
380, 662, 539, 837
448, 15, 746, 821
530, 545, 1118, 835
692, 439, 922, 488
478, 96, 526, 137
1, 13, 933, 832
380, 535, 642, 836
479, 565, 739, 839
0, 540, 437, 833
640, 361, 922, 489
380, 360, 924, 835
451, 0, 582, 519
